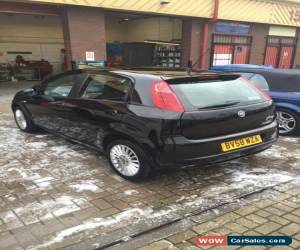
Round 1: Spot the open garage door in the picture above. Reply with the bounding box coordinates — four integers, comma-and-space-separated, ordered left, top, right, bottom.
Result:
105, 12, 182, 68
0, 13, 64, 81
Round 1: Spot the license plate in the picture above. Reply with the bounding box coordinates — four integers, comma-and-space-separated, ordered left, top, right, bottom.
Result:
221, 135, 262, 152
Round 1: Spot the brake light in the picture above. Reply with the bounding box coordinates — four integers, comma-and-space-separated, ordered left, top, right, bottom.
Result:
152, 80, 185, 112
241, 77, 272, 101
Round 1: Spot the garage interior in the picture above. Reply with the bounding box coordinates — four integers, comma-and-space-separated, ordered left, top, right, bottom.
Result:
0, 10, 184, 83
0, 12, 64, 82
105, 12, 183, 68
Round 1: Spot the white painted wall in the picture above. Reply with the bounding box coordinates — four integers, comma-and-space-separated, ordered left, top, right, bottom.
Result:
106, 16, 182, 43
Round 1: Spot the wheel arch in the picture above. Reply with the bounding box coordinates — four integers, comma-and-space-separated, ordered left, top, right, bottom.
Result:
275, 103, 300, 114
102, 132, 156, 161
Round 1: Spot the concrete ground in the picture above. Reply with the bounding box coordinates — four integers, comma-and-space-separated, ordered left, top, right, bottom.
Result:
0, 81, 299, 250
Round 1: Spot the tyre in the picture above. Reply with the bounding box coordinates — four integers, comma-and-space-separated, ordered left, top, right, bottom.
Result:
276, 108, 300, 136
107, 139, 152, 181
13, 106, 37, 132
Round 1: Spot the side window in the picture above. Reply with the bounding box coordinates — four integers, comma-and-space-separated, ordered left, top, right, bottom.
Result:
82, 74, 131, 101
249, 74, 270, 91
43, 73, 87, 97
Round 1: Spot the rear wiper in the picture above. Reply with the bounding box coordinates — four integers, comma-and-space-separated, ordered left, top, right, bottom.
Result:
198, 101, 240, 110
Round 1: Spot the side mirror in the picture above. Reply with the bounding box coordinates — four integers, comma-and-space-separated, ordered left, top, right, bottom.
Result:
32, 85, 42, 94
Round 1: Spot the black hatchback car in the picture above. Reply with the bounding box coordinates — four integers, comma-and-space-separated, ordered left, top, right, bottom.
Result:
12, 69, 278, 180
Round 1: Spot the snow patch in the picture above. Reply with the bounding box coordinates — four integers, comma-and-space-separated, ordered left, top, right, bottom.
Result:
124, 189, 139, 195
26, 142, 48, 149
281, 137, 300, 143
13, 195, 80, 224
70, 180, 100, 192
30, 206, 178, 249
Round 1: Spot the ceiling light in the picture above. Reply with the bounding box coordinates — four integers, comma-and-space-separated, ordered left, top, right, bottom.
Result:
144, 40, 180, 45
160, 0, 171, 4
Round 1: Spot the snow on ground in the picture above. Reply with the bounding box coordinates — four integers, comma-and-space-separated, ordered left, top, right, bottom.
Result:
124, 189, 139, 195
70, 180, 101, 192
258, 143, 300, 160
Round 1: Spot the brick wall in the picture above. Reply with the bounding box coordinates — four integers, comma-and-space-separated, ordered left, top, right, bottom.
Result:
293, 29, 300, 68
250, 23, 269, 65
206, 23, 215, 68
62, 6, 106, 62
181, 18, 203, 69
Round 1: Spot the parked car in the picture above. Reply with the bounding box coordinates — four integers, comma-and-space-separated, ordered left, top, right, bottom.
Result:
212, 65, 300, 135
12, 69, 278, 180
212, 64, 273, 72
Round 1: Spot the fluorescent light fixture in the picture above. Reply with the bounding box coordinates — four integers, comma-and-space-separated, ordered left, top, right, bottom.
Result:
144, 40, 180, 45
160, 0, 171, 4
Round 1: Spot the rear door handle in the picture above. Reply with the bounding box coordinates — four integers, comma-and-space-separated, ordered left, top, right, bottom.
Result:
54, 102, 66, 107
105, 109, 119, 116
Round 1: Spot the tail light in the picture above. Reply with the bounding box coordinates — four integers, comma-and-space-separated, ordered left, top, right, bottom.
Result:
241, 77, 272, 101
152, 80, 185, 113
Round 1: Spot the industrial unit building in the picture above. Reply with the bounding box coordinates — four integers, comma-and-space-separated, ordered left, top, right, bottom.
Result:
1, 0, 300, 80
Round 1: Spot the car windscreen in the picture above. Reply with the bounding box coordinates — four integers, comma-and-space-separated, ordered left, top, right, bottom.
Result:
169, 78, 267, 110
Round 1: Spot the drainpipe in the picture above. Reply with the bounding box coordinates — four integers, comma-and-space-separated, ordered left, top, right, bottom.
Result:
199, 0, 219, 70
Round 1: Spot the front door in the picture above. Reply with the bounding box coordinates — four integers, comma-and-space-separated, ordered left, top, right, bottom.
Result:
26, 72, 87, 134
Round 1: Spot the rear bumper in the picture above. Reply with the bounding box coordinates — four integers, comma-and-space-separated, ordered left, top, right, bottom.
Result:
156, 120, 278, 168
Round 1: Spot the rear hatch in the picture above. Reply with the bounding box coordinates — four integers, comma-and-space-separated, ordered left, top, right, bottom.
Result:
166, 74, 275, 139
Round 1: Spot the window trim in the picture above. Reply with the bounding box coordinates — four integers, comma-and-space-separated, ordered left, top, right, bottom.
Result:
41, 71, 87, 98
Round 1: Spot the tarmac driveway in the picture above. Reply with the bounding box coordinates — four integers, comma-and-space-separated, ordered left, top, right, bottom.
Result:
0, 82, 300, 249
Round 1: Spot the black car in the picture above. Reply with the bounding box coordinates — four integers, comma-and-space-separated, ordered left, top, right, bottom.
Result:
12, 69, 278, 180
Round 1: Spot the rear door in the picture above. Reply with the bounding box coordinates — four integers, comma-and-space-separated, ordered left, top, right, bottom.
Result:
62, 72, 133, 148
168, 76, 275, 139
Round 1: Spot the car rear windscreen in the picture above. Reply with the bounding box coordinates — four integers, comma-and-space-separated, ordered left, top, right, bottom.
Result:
169, 78, 267, 110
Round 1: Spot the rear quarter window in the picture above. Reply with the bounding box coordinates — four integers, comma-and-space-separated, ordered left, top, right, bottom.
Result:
248, 74, 270, 92
81, 73, 132, 101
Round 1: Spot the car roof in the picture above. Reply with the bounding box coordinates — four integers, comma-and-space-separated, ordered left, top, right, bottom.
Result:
231, 68, 300, 75
75, 68, 240, 81
212, 64, 273, 71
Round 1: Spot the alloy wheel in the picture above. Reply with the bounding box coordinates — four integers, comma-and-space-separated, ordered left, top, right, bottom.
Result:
277, 111, 296, 134
15, 109, 27, 130
110, 144, 140, 176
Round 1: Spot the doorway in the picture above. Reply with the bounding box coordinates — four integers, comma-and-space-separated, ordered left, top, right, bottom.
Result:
264, 36, 297, 69
211, 34, 252, 66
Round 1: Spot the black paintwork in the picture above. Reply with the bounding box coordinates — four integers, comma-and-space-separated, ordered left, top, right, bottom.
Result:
12, 69, 278, 169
